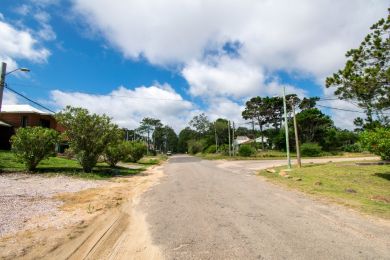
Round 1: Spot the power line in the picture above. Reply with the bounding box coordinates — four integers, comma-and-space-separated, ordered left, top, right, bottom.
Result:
4, 84, 56, 113
316, 104, 390, 115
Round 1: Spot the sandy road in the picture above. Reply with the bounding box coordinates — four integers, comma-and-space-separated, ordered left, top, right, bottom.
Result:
139, 155, 390, 259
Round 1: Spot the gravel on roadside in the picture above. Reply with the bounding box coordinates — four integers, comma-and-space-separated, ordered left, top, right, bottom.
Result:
0, 173, 105, 237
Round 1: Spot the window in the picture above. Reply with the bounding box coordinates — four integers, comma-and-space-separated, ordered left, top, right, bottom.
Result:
40, 119, 50, 128
21, 116, 28, 127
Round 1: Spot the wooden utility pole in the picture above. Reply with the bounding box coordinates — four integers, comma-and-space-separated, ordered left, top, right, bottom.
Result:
232, 121, 236, 156
228, 120, 231, 157
0, 62, 7, 112
291, 100, 302, 168
214, 121, 218, 153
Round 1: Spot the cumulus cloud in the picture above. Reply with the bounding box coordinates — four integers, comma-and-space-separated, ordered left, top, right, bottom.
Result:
0, 19, 50, 68
70, 0, 386, 129
71, 0, 386, 78
50, 84, 196, 131
2, 90, 21, 105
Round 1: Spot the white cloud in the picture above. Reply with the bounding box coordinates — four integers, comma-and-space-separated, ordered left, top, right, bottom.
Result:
71, 0, 386, 130
2, 90, 20, 105
0, 19, 50, 67
71, 0, 387, 79
183, 56, 264, 98
50, 84, 196, 131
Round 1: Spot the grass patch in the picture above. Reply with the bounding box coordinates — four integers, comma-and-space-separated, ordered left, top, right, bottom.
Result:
199, 150, 374, 160
0, 150, 146, 180
259, 162, 390, 219
137, 154, 168, 165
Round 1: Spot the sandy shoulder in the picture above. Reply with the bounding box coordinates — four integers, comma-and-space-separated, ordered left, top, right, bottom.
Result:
0, 166, 165, 260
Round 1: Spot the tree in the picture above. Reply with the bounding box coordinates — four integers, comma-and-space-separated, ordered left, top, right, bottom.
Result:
242, 97, 268, 150
138, 117, 162, 154
11, 127, 59, 172
56, 106, 119, 173
360, 128, 390, 160
189, 113, 211, 138
295, 108, 333, 144
299, 97, 319, 110
177, 127, 197, 153
153, 125, 178, 153
326, 12, 390, 126
127, 141, 147, 162
104, 140, 131, 167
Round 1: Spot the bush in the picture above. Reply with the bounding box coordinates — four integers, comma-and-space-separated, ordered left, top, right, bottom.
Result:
300, 143, 322, 157
204, 145, 217, 154
218, 144, 230, 155
342, 143, 363, 153
187, 139, 206, 154
238, 145, 256, 157
104, 141, 132, 167
56, 106, 121, 173
11, 127, 59, 172
360, 128, 390, 160
127, 141, 147, 162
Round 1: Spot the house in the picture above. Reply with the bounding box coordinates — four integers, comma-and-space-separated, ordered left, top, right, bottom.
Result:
0, 104, 64, 150
233, 135, 269, 149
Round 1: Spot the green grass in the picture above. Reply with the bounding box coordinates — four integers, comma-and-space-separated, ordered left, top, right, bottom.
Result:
259, 162, 390, 219
199, 150, 374, 160
137, 154, 168, 165
0, 150, 146, 180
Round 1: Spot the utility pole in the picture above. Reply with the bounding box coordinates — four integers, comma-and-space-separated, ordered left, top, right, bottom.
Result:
228, 120, 231, 157
282, 87, 291, 169
0, 62, 29, 112
232, 121, 236, 156
0, 62, 7, 112
214, 121, 218, 153
291, 99, 301, 168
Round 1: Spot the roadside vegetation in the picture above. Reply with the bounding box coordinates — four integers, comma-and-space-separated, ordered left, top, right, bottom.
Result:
259, 163, 390, 219
0, 150, 146, 179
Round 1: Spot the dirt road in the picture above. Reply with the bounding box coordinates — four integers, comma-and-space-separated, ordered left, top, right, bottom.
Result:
140, 155, 390, 259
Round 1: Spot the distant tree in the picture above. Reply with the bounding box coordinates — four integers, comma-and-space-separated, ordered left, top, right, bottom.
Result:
299, 97, 319, 110
189, 113, 211, 138
56, 106, 119, 173
295, 108, 333, 144
326, 12, 390, 126
177, 127, 197, 153
242, 97, 268, 150
154, 126, 178, 153
11, 127, 59, 172
139, 117, 162, 153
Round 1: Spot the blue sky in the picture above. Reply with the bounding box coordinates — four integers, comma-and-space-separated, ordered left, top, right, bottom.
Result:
0, 0, 387, 130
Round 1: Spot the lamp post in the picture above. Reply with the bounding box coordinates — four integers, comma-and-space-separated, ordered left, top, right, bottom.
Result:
0, 62, 30, 112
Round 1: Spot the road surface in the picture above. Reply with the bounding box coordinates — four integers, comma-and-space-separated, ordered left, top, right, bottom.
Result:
139, 155, 390, 259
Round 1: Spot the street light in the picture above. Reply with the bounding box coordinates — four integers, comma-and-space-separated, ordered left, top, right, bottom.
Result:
5, 67, 30, 75
0, 62, 30, 112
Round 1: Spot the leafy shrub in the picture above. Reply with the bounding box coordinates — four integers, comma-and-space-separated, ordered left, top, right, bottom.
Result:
218, 144, 230, 155
238, 145, 256, 157
360, 128, 390, 160
204, 145, 217, 154
127, 141, 147, 162
300, 143, 322, 157
63, 147, 75, 159
342, 143, 363, 153
11, 127, 59, 171
56, 106, 121, 173
187, 139, 206, 154
104, 141, 132, 167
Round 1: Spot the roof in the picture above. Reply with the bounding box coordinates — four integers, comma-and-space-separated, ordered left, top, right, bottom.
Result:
1, 104, 52, 115
0, 120, 12, 127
